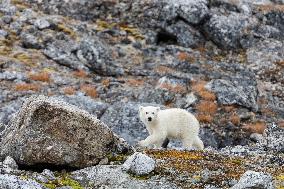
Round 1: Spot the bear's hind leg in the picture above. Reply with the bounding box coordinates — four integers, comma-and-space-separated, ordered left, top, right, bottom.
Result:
181, 137, 194, 150
193, 136, 204, 150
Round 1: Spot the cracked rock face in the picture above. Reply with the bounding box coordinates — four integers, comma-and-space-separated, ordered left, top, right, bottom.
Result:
0, 95, 130, 168
207, 77, 258, 110
204, 12, 257, 49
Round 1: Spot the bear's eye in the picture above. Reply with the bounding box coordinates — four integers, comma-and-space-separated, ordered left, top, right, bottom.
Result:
152, 112, 154, 114
146, 112, 148, 114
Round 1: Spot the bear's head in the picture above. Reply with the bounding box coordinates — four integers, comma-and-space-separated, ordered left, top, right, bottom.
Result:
139, 106, 160, 124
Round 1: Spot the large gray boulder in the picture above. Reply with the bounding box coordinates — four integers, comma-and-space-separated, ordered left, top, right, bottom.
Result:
204, 12, 257, 49
207, 77, 258, 110
44, 37, 123, 76
0, 95, 130, 168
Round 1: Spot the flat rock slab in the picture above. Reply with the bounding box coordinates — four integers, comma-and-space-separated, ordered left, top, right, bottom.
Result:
0, 95, 129, 168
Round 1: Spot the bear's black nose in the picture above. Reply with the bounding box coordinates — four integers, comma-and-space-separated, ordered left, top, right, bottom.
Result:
148, 117, 152, 121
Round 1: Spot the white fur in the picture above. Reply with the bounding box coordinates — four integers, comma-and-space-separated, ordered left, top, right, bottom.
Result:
138, 106, 204, 150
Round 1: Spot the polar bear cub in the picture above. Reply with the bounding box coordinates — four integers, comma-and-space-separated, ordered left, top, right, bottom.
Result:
138, 106, 204, 150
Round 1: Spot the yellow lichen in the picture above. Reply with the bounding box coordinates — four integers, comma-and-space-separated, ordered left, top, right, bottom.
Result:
43, 175, 83, 189
95, 20, 144, 40
13, 53, 33, 64
57, 24, 77, 39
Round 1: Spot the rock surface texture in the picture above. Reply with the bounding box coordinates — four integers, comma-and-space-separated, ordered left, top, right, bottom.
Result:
123, 152, 155, 176
0, 95, 130, 168
0, 0, 283, 188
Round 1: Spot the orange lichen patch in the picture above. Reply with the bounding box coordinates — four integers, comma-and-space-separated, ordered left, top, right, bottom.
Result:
159, 83, 187, 94
191, 80, 207, 93
191, 80, 216, 101
275, 61, 284, 67
80, 85, 98, 98
229, 113, 241, 126
127, 78, 144, 87
277, 120, 284, 128
101, 78, 111, 88
242, 121, 267, 134
177, 52, 196, 62
223, 105, 237, 113
14, 83, 40, 91
196, 101, 218, 115
198, 90, 216, 101
177, 52, 189, 61
256, 4, 284, 13
63, 87, 76, 95
194, 46, 207, 56
73, 69, 88, 78
28, 72, 50, 82
196, 114, 214, 123
155, 66, 175, 75
261, 108, 276, 117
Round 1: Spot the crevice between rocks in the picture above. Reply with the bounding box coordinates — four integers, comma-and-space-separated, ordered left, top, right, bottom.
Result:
18, 163, 79, 173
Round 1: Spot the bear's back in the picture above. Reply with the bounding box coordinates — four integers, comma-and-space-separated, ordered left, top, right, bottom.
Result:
157, 108, 199, 138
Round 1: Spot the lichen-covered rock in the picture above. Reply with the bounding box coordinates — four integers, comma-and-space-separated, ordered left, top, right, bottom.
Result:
71, 165, 178, 188
123, 152, 155, 176
34, 18, 50, 30
100, 102, 150, 146
44, 36, 123, 76
43, 38, 82, 70
164, 0, 209, 25
0, 0, 17, 16
246, 39, 284, 80
0, 174, 44, 189
55, 95, 109, 119
164, 20, 205, 48
207, 77, 258, 110
204, 12, 257, 49
262, 123, 284, 152
3, 156, 18, 170
0, 29, 8, 38
0, 98, 24, 125
231, 170, 274, 189
0, 95, 130, 168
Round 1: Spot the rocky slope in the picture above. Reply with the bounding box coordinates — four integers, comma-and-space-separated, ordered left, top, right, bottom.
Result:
0, 0, 283, 188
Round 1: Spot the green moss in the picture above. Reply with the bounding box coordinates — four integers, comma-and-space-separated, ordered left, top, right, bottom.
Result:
57, 24, 77, 39
107, 153, 128, 164
128, 171, 156, 180
43, 182, 57, 189
42, 175, 83, 189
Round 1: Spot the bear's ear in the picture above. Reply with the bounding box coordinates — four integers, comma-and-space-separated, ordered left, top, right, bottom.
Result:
139, 106, 144, 112
156, 107, 160, 112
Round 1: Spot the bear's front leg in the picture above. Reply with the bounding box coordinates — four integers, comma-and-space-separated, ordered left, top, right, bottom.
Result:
138, 134, 165, 147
